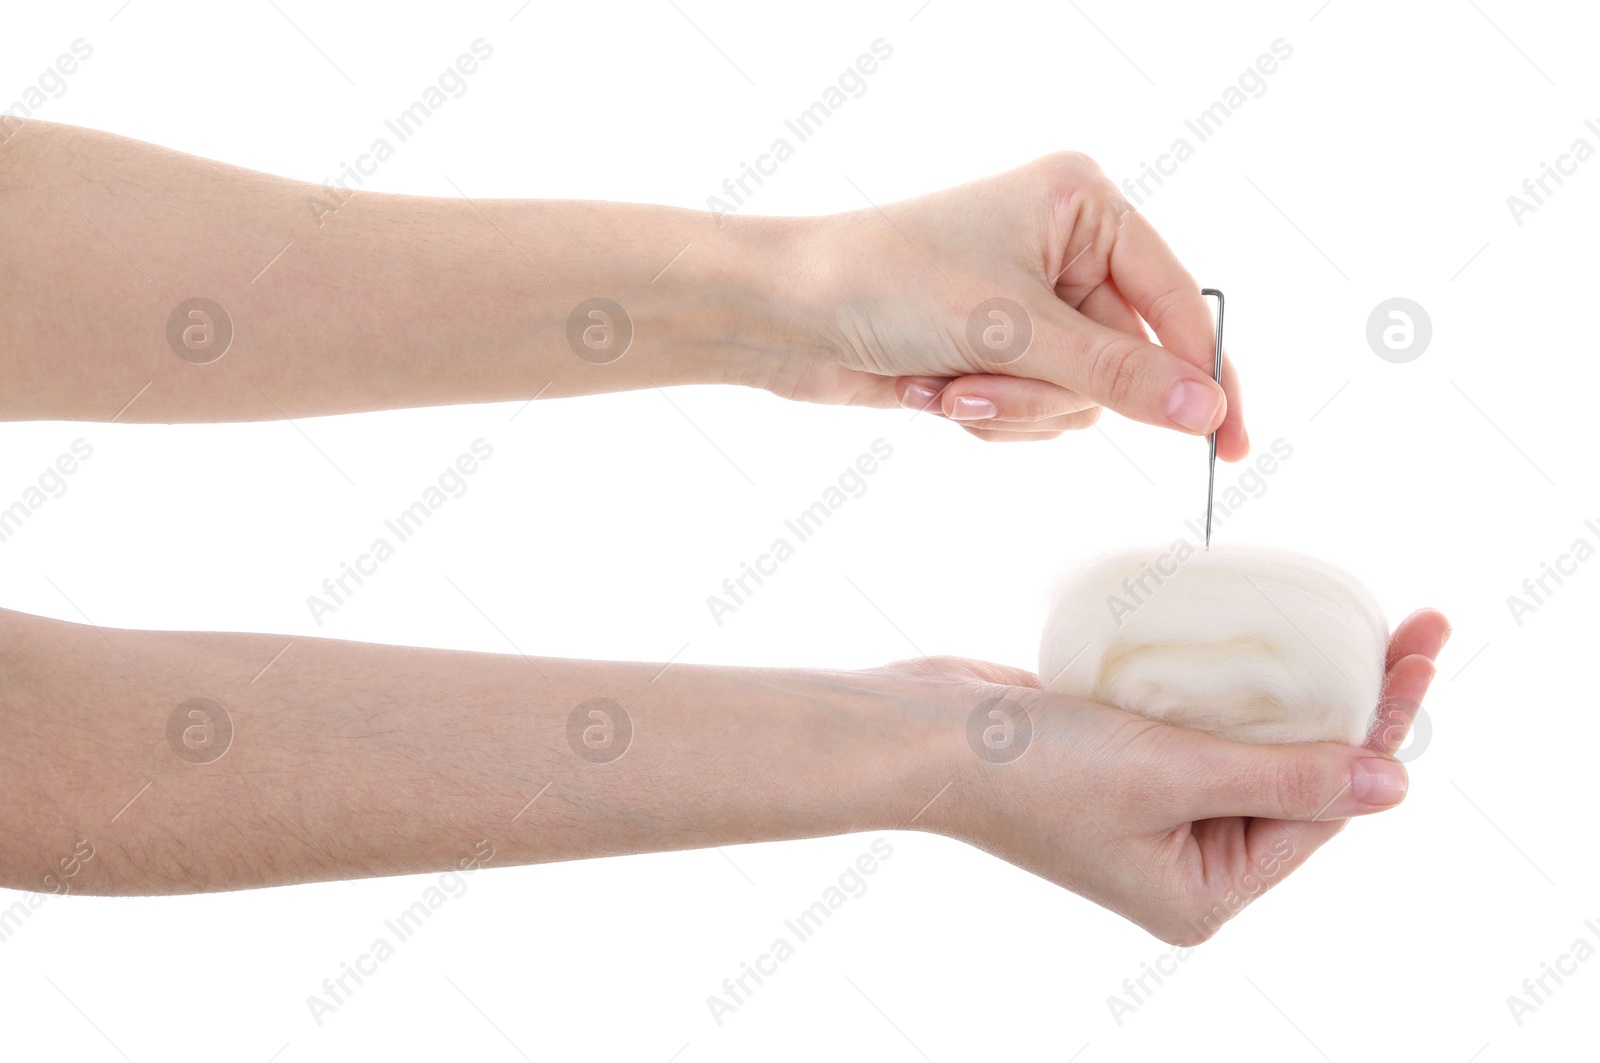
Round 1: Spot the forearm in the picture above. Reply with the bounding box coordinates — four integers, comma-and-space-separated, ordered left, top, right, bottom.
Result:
0, 119, 820, 422
0, 607, 950, 894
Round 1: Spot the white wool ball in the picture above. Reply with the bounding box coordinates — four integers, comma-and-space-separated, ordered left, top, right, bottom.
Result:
1039, 545, 1388, 745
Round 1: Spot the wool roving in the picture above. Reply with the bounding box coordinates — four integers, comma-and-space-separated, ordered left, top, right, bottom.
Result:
1039, 545, 1388, 745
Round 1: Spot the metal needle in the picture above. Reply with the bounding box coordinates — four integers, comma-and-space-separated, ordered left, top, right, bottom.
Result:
1200, 288, 1225, 550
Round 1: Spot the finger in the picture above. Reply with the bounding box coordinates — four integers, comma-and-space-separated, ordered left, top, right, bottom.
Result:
1386, 608, 1451, 669
1076, 279, 1246, 458
1106, 208, 1218, 375
1368, 654, 1436, 756
1239, 813, 1349, 898
1071, 276, 1148, 342
960, 425, 1068, 442
1241, 630, 1445, 869
1214, 353, 1249, 462
936, 375, 1097, 423
1027, 301, 1227, 436
896, 376, 953, 414
1182, 739, 1407, 823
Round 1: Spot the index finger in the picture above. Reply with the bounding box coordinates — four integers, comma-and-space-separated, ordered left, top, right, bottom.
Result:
1107, 205, 1218, 374
1108, 206, 1249, 453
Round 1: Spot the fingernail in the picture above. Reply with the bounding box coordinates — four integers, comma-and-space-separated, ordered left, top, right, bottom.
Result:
901, 384, 942, 412
1441, 625, 1453, 648
1165, 380, 1223, 434
948, 396, 998, 421
1352, 758, 1408, 807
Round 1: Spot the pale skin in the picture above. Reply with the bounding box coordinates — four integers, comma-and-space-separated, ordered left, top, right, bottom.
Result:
0, 119, 1444, 943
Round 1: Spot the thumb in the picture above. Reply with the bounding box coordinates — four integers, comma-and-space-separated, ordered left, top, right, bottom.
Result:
1181, 740, 1409, 822
1025, 302, 1226, 436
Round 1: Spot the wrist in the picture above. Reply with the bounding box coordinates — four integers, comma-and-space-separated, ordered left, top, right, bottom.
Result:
671, 210, 841, 391
816, 665, 987, 840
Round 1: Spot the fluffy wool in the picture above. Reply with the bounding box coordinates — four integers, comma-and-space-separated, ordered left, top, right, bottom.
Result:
1039, 545, 1388, 745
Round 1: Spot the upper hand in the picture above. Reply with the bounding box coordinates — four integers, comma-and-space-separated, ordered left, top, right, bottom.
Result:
761, 152, 1247, 453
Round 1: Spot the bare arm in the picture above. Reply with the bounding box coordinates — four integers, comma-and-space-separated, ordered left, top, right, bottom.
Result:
0, 121, 1246, 451
0, 604, 1443, 944
0, 119, 810, 422
2, 607, 937, 894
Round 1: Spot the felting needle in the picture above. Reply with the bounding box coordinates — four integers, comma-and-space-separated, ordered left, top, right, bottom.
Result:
1199, 288, 1224, 550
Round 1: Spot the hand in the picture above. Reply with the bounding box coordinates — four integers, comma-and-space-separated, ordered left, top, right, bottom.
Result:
762, 152, 1247, 452
881, 608, 1448, 943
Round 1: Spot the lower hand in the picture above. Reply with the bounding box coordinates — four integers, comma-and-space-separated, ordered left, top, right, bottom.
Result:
881, 607, 1447, 943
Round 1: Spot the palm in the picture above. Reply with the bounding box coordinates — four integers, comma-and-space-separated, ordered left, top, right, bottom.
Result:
871, 607, 1448, 942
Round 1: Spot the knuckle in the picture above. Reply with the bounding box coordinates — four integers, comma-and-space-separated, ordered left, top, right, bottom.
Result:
1087, 334, 1145, 409
1039, 150, 1102, 179
1270, 757, 1327, 819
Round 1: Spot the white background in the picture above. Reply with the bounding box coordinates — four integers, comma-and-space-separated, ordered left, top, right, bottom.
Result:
1, 0, 1595, 1059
